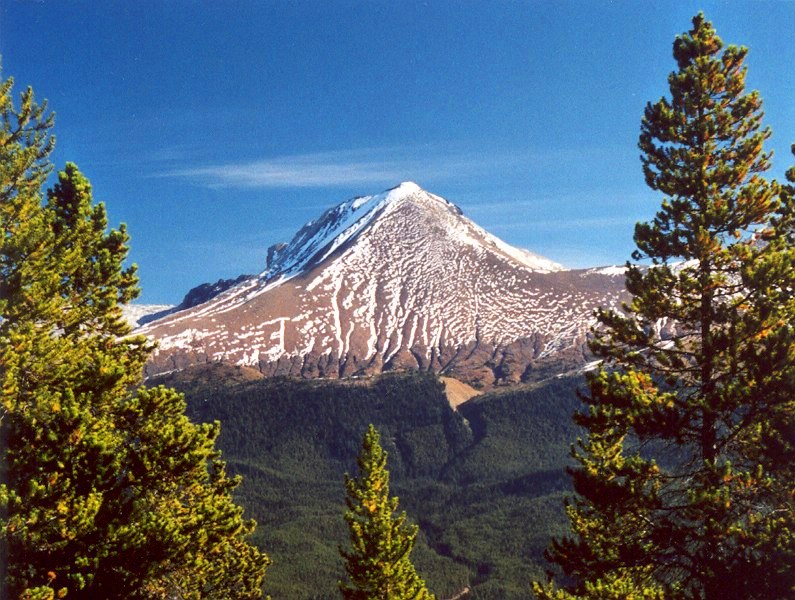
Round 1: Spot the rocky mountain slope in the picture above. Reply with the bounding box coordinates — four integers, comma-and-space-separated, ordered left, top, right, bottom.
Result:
138, 182, 627, 386
122, 303, 174, 329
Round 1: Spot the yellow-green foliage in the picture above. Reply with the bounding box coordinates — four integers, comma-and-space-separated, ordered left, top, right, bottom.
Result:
0, 71, 268, 599
538, 13, 795, 599
339, 425, 435, 600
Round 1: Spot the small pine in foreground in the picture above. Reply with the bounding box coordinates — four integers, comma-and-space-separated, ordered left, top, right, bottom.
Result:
339, 425, 436, 600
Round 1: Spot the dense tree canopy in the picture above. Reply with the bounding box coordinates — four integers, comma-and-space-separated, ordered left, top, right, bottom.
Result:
536, 13, 794, 600
0, 71, 268, 599
339, 424, 435, 600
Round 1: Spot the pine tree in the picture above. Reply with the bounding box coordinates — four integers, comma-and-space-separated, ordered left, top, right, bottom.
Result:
0, 66, 57, 600
339, 425, 435, 600
782, 144, 795, 241
535, 13, 794, 600
0, 71, 269, 599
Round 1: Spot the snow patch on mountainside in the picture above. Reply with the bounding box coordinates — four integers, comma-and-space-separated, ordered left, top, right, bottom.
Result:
589, 265, 627, 277
122, 304, 174, 328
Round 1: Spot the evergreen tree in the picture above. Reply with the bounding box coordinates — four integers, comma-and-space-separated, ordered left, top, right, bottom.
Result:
0, 71, 269, 599
781, 144, 795, 240
536, 13, 794, 600
0, 63, 56, 600
339, 425, 435, 600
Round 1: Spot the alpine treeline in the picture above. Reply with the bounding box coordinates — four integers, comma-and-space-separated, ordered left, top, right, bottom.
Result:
0, 72, 268, 599
536, 13, 794, 600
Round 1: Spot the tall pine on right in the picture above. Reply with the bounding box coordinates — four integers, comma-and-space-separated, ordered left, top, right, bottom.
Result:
535, 13, 794, 600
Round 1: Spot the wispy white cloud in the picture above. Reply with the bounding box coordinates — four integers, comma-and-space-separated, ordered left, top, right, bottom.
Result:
168, 157, 401, 188
487, 215, 642, 232
156, 146, 532, 189
461, 188, 652, 212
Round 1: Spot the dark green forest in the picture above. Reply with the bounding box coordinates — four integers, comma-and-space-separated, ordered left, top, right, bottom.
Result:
155, 367, 584, 599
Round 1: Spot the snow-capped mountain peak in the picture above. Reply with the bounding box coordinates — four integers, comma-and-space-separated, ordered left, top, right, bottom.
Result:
263, 182, 563, 282
139, 184, 623, 387
265, 182, 448, 279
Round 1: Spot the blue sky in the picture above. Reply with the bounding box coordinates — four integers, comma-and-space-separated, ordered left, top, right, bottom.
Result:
2, 1, 794, 304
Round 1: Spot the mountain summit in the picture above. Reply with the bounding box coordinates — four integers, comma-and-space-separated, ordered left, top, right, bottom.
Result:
263, 182, 565, 279
139, 183, 625, 386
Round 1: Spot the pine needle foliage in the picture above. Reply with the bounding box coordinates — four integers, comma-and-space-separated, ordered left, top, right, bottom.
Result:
0, 71, 269, 599
536, 13, 794, 600
339, 425, 435, 600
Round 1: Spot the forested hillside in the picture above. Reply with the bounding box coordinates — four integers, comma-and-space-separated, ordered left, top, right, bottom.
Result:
155, 367, 584, 599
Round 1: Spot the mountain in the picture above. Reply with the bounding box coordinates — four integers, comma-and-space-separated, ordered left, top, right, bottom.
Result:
122, 303, 174, 328
138, 182, 627, 386
127, 274, 254, 328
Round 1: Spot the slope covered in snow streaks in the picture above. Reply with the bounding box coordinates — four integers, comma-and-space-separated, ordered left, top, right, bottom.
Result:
139, 183, 626, 386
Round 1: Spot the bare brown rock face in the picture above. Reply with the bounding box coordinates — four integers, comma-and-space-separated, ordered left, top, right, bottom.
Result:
138, 183, 627, 387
